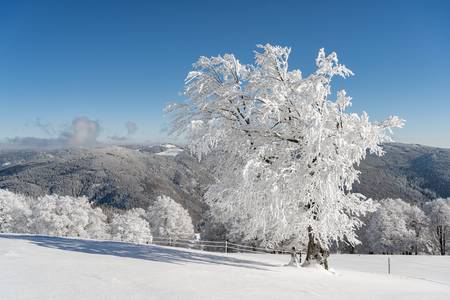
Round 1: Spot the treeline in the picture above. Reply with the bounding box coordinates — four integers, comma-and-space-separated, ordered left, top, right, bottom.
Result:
2, 188, 448, 255
0, 190, 195, 243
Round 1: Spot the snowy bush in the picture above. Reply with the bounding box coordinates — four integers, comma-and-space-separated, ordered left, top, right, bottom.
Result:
110, 208, 152, 244
146, 195, 194, 239
29, 194, 109, 239
0, 189, 31, 233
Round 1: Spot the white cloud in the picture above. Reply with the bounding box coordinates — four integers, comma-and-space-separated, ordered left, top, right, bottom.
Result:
0, 117, 102, 149
107, 121, 138, 142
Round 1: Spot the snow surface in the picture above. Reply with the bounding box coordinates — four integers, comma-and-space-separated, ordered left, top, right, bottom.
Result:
1, 234, 449, 300
155, 145, 184, 157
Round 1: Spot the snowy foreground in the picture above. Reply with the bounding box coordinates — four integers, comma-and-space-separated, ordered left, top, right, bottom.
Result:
1, 234, 449, 300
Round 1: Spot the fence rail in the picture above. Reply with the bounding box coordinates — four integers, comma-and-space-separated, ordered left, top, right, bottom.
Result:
150, 237, 292, 255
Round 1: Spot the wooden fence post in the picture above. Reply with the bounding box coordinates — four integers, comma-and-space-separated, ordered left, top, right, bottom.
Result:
388, 257, 391, 275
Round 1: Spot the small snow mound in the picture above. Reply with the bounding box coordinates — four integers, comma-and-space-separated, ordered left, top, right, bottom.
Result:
284, 263, 301, 268
164, 144, 177, 148
1, 162, 11, 167
327, 268, 338, 275
301, 262, 334, 274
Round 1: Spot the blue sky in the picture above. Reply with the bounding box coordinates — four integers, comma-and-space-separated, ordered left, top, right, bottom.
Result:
1, 0, 449, 147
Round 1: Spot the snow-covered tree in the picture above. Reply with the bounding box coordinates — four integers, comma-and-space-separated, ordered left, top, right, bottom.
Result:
168, 44, 404, 268
83, 206, 110, 240
200, 210, 229, 242
110, 208, 152, 244
146, 195, 195, 239
424, 198, 450, 255
407, 203, 430, 255
0, 189, 31, 233
364, 198, 429, 254
30, 194, 109, 239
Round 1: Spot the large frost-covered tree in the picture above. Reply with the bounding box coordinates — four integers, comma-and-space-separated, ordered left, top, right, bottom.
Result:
424, 198, 450, 255
168, 44, 403, 268
146, 195, 195, 239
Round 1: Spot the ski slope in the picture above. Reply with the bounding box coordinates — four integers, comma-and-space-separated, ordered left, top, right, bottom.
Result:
1, 234, 449, 300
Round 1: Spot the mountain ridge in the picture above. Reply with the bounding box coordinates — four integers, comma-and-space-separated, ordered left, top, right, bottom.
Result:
1, 142, 449, 225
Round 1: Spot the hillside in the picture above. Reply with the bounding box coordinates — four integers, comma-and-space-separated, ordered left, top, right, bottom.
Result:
1, 143, 450, 225
354, 143, 450, 204
0, 145, 212, 224
1, 234, 449, 299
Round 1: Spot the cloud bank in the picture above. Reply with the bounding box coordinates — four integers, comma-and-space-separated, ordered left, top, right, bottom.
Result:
64, 117, 101, 146
1, 117, 102, 150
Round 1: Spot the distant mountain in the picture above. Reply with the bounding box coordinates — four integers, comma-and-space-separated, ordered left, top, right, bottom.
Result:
1, 143, 449, 225
354, 143, 450, 205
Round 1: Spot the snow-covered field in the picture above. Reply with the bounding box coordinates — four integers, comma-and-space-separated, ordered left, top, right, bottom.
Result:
1, 234, 449, 300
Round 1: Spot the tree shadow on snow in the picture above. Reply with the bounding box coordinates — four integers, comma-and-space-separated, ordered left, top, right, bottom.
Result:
1, 234, 275, 271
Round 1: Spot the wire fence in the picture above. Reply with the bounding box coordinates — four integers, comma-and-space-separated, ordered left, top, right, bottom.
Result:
151, 236, 292, 255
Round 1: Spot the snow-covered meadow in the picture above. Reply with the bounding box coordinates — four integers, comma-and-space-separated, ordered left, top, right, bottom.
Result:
1, 234, 449, 300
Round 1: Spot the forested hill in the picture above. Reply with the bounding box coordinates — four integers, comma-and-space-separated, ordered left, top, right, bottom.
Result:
0, 145, 213, 223
0, 143, 449, 224
354, 143, 450, 205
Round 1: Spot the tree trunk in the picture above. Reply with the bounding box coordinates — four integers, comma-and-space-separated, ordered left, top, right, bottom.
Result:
305, 227, 329, 269
437, 226, 446, 255
414, 228, 419, 255
444, 229, 447, 255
